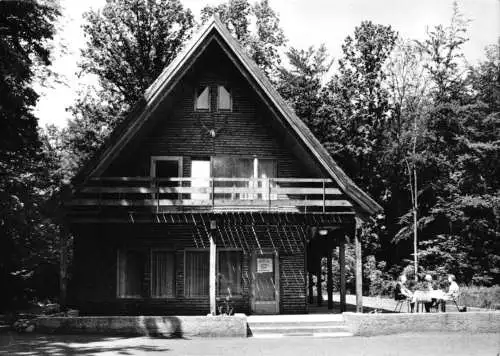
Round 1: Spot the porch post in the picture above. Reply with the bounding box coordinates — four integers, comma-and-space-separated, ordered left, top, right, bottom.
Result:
339, 239, 346, 312
308, 272, 314, 304
316, 269, 322, 306
327, 248, 333, 309
209, 233, 217, 315
355, 221, 363, 313
59, 228, 68, 310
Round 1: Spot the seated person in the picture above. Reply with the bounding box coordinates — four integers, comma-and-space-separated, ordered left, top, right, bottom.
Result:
394, 274, 415, 312
423, 274, 436, 312
441, 274, 459, 312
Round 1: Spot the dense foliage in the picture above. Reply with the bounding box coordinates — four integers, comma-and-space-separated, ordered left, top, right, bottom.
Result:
0, 0, 60, 309
277, 5, 499, 291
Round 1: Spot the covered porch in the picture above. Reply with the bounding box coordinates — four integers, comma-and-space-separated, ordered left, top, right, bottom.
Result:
65, 209, 363, 316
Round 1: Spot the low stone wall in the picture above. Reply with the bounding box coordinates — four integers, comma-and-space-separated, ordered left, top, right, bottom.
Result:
343, 311, 500, 336
36, 314, 247, 338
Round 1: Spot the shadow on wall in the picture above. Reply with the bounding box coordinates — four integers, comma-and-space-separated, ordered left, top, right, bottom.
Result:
137, 316, 185, 338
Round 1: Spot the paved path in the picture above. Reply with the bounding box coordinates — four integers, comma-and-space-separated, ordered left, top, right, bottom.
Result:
0, 332, 498, 355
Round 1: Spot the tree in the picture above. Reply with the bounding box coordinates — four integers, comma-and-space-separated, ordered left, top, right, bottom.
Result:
385, 39, 432, 279
321, 21, 398, 198
418, 44, 500, 284
276, 45, 332, 134
67, 0, 194, 165
0, 0, 60, 308
201, 0, 286, 79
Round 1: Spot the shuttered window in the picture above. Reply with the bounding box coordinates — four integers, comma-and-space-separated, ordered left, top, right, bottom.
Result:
185, 250, 209, 297
117, 249, 145, 298
218, 250, 242, 296
151, 250, 175, 298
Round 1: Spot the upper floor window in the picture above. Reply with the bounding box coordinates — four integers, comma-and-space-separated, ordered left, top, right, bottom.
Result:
150, 156, 182, 179
217, 85, 232, 111
195, 86, 210, 111
151, 156, 182, 199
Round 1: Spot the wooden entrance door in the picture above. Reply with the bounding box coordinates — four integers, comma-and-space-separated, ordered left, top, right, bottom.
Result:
250, 250, 279, 314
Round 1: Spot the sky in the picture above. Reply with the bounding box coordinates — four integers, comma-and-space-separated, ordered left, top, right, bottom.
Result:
35, 0, 500, 128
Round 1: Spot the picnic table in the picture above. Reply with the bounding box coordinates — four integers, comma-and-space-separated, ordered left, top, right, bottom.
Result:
412, 290, 446, 312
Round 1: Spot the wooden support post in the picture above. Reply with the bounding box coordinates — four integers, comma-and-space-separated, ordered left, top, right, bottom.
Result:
60, 230, 68, 311
316, 269, 322, 306
308, 272, 314, 304
355, 225, 363, 313
339, 239, 346, 313
327, 248, 333, 310
209, 233, 217, 315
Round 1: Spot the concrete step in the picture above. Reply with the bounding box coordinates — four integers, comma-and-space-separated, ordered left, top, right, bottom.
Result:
247, 314, 352, 338
248, 320, 345, 328
250, 325, 350, 335
252, 331, 354, 338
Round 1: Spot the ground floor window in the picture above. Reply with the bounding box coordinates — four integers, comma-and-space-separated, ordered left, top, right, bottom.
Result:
151, 250, 175, 298
117, 247, 243, 299
117, 248, 175, 298
185, 250, 210, 297
218, 249, 242, 296
117, 249, 146, 298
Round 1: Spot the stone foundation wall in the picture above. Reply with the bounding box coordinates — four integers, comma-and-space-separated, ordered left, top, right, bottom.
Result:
343, 311, 500, 336
36, 314, 247, 338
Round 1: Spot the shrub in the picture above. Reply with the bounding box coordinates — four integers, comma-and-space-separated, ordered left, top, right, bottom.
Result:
459, 285, 500, 309
363, 255, 393, 296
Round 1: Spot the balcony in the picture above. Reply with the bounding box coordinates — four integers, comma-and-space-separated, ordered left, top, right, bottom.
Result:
67, 177, 352, 214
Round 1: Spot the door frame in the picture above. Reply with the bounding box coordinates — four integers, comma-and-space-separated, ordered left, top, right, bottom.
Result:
250, 248, 280, 314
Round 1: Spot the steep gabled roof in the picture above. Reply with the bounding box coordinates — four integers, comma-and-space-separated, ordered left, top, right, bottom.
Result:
73, 16, 383, 216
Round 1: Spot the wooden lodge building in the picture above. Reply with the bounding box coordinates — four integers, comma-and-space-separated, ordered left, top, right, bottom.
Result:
65, 17, 382, 316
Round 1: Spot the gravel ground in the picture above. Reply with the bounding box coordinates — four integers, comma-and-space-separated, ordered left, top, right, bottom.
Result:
0, 331, 498, 356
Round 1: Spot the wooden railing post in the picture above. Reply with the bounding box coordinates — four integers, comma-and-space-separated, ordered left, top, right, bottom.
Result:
322, 180, 326, 213
156, 177, 160, 212
211, 178, 215, 210
97, 179, 102, 208
268, 178, 272, 211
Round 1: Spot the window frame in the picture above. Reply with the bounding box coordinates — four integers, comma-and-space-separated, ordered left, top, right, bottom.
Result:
194, 85, 211, 112
184, 248, 210, 298
217, 248, 243, 298
217, 84, 233, 112
150, 156, 183, 178
150, 248, 176, 299
209, 156, 277, 178
116, 248, 146, 299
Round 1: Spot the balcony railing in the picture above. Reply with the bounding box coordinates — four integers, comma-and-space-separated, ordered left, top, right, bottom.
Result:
67, 177, 352, 213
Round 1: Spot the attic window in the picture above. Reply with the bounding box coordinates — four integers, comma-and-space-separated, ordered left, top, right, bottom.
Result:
217, 85, 232, 111
195, 86, 210, 111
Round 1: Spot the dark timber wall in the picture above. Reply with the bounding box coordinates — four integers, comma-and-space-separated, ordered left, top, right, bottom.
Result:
103, 42, 323, 180
70, 223, 306, 315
